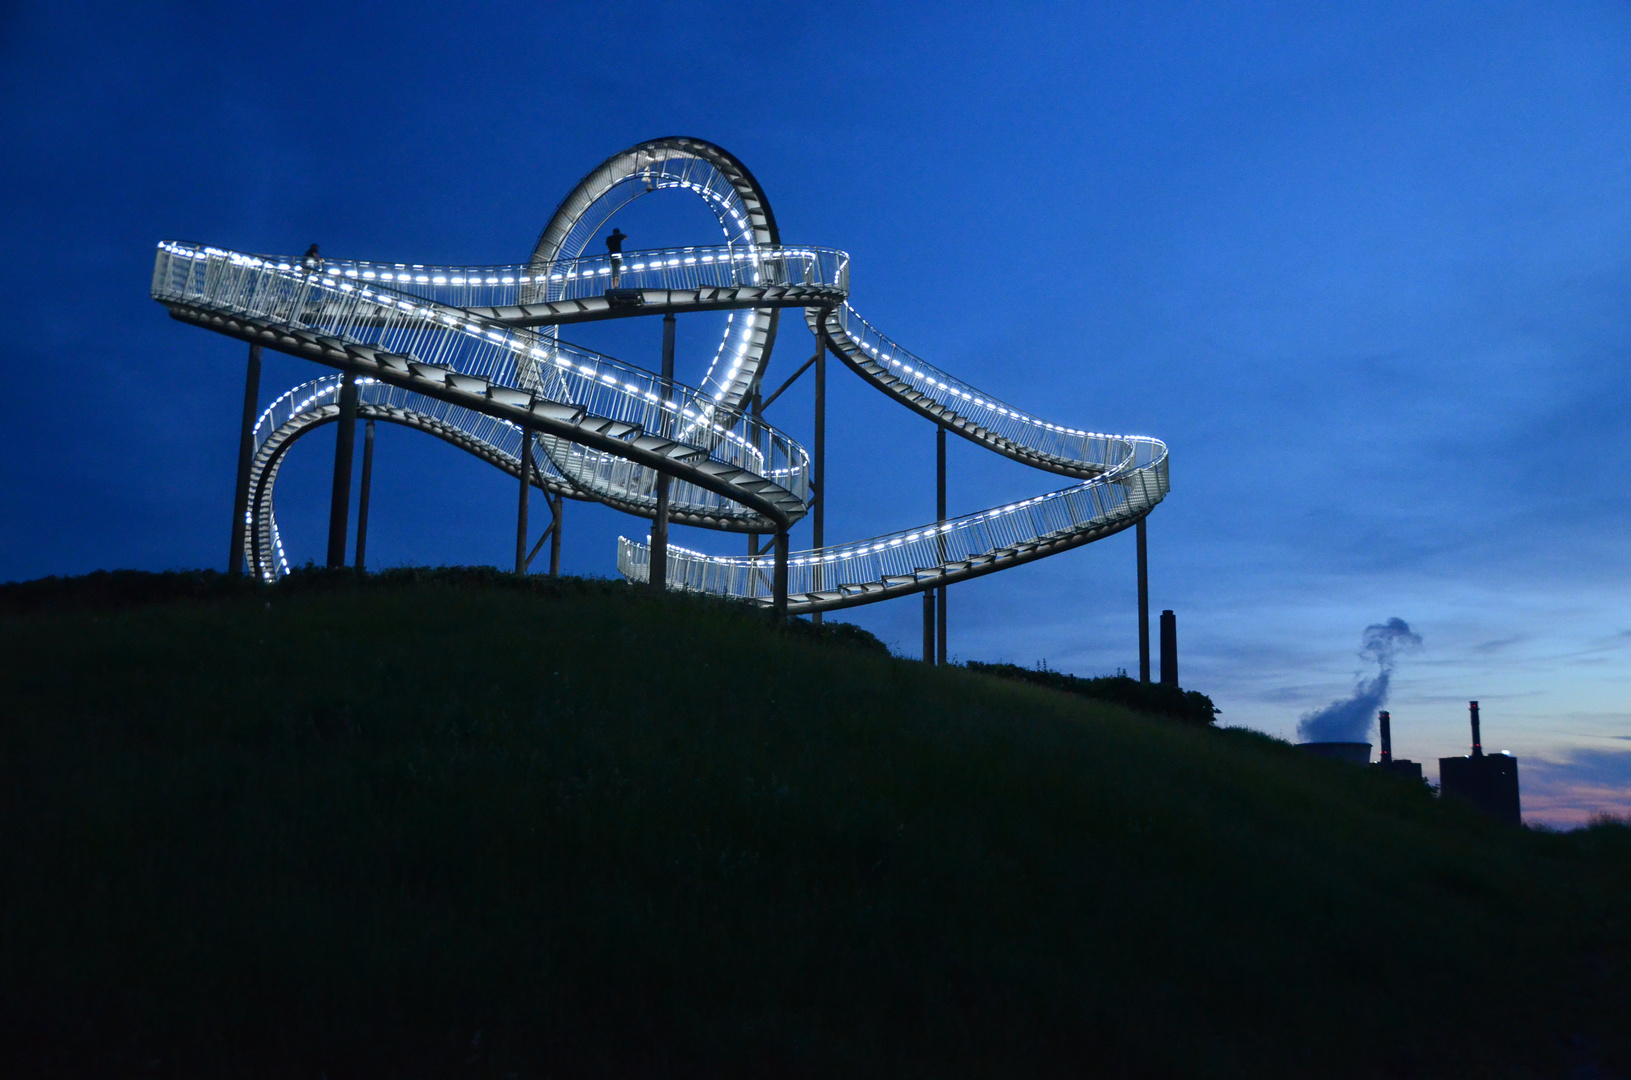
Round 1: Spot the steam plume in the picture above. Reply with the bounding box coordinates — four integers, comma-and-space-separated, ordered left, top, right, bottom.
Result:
1296, 617, 1422, 743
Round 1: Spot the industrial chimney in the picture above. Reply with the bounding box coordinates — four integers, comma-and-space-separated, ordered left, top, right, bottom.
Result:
1439, 700, 1520, 824
1372, 710, 1422, 780
1159, 610, 1177, 687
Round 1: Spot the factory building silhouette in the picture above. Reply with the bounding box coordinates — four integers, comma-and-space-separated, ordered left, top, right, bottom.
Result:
1438, 701, 1521, 825
1299, 701, 1521, 825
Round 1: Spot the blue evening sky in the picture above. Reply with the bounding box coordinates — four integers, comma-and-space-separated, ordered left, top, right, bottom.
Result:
2, 1, 1627, 824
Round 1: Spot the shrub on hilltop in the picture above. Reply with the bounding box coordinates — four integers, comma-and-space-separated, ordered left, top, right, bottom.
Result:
963, 659, 1219, 725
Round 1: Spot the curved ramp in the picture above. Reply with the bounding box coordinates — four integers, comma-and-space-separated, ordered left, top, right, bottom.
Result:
245, 374, 744, 580
285, 245, 846, 331
617, 307, 1168, 612
813, 303, 1131, 478
153, 241, 812, 575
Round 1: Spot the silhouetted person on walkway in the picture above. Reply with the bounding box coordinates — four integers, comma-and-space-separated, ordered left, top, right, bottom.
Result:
605, 228, 625, 288
301, 243, 322, 272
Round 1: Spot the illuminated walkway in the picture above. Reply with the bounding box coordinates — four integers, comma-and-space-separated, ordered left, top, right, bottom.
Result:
152, 136, 1167, 615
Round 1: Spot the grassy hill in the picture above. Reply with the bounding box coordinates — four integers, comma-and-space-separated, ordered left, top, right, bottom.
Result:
1, 570, 1626, 1078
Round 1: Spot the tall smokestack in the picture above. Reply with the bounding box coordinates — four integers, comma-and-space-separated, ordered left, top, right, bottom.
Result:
1159, 610, 1177, 687
1469, 700, 1482, 757
1378, 710, 1392, 764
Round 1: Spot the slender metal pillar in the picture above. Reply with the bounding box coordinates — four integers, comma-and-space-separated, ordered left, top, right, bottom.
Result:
355, 419, 375, 571
649, 480, 669, 588
228, 342, 263, 574
747, 387, 761, 558
772, 527, 789, 618
811, 330, 826, 624
515, 426, 531, 574
549, 493, 563, 576
936, 424, 947, 665
326, 370, 359, 568
922, 589, 936, 663
1137, 517, 1150, 683
650, 314, 675, 590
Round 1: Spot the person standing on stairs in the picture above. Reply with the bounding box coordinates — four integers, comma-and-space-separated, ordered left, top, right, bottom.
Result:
606, 228, 626, 288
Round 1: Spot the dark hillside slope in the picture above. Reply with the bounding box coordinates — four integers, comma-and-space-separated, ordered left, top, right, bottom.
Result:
1, 573, 1626, 1078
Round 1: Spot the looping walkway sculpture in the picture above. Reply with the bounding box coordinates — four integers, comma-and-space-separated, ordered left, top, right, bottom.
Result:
152, 136, 1168, 617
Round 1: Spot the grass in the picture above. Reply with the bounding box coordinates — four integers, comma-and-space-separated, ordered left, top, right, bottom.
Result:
1, 570, 1626, 1078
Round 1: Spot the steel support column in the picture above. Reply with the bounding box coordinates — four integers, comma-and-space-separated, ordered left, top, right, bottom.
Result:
811, 329, 826, 625
515, 425, 531, 574
747, 386, 761, 558
549, 493, 563, 576
228, 342, 262, 575
772, 527, 789, 618
1137, 517, 1150, 683
326, 370, 359, 568
355, 419, 375, 571
922, 589, 936, 663
936, 423, 947, 665
650, 313, 675, 590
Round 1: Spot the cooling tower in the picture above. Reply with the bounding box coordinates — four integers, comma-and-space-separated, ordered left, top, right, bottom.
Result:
1297, 742, 1372, 766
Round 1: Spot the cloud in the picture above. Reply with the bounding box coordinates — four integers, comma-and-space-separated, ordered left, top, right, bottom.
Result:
1362, 618, 1424, 667
1520, 750, 1631, 828
1296, 673, 1390, 745
1297, 618, 1422, 743
1257, 686, 1325, 705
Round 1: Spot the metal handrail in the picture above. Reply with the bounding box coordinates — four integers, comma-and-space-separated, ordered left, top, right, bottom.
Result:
248, 374, 568, 579
246, 373, 790, 581
617, 451, 1168, 607
283, 243, 849, 313
825, 302, 1137, 470
153, 241, 811, 525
